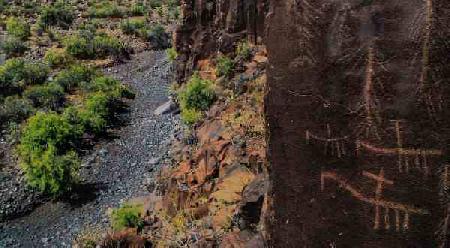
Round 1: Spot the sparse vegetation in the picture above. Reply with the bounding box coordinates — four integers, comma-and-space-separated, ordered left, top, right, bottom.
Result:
216, 55, 234, 78
6, 17, 31, 40
236, 41, 252, 61
0, 37, 28, 58
44, 48, 73, 68
64, 31, 126, 59
178, 74, 216, 125
110, 203, 144, 231
88, 2, 125, 18
166, 47, 178, 62
39, 2, 75, 29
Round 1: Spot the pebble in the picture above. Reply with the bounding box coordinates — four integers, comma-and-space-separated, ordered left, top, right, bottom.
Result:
0, 51, 180, 247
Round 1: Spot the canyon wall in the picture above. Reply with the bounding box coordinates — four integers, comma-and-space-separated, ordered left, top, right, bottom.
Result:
174, 0, 450, 246
265, 0, 450, 247
174, 0, 268, 82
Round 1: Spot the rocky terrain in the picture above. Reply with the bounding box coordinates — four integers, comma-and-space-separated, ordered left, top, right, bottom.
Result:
0, 50, 180, 247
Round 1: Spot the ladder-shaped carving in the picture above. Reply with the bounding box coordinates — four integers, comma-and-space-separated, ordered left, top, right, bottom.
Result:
321, 168, 429, 231
306, 124, 350, 158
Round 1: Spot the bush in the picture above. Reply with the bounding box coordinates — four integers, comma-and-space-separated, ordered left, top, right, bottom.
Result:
64, 34, 94, 59
18, 112, 82, 195
179, 74, 215, 111
149, 0, 163, 8
0, 96, 35, 125
129, 4, 146, 16
145, 24, 170, 49
6, 17, 30, 40
110, 204, 144, 231
54, 64, 96, 91
77, 92, 111, 134
88, 2, 124, 18
83, 76, 134, 99
44, 48, 73, 68
215, 55, 234, 78
24, 82, 65, 110
120, 19, 145, 35
0, 59, 49, 93
93, 34, 126, 58
178, 74, 216, 125
180, 108, 201, 126
0, 37, 28, 58
64, 32, 126, 59
236, 41, 252, 61
166, 47, 178, 62
39, 2, 75, 29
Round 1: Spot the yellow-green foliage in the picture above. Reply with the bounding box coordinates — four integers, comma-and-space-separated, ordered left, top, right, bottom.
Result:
44, 48, 73, 68
178, 74, 216, 125
236, 41, 252, 60
6, 17, 30, 40
111, 203, 144, 231
215, 55, 234, 78
18, 112, 82, 195
166, 47, 178, 62
39, 2, 75, 29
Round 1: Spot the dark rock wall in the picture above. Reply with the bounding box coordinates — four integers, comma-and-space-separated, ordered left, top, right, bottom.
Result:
265, 0, 450, 247
174, 0, 269, 82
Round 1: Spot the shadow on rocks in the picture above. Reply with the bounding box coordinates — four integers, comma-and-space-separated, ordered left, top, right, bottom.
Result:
60, 183, 107, 208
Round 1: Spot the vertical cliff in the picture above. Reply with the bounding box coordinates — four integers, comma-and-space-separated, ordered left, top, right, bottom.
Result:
265, 0, 450, 247
174, 0, 268, 83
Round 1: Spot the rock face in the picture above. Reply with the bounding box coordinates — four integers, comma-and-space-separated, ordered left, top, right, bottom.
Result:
174, 0, 269, 83
265, 0, 450, 247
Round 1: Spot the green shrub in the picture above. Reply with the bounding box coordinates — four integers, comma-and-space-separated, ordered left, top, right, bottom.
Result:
129, 4, 146, 16
44, 48, 73, 68
77, 92, 111, 134
0, 37, 28, 58
149, 0, 163, 8
54, 64, 96, 91
180, 108, 201, 126
83, 76, 134, 99
111, 204, 144, 231
24, 82, 65, 110
166, 47, 178, 62
6, 17, 31, 40
0, 59, 49, 93
18, 112, 82, 195
215, 55, 234, 78
236, 41, 252, 61
179, 74, 215, 111
39, 2, 75, 29
178, 74, 215, 125
65, 32, 126, 59
64, 34, 94, 59
145, 24, 170, 49
93, 34, 125, 58
88, 2, 124, 18
120, 19, 145, 35
0, 96, 35, 125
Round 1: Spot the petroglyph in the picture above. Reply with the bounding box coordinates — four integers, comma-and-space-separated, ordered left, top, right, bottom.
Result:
356, 121, 442, 176
321, 169, 429, 231
306, 124, 350, 158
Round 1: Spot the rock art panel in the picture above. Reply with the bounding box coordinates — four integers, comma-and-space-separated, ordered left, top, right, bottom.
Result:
266, 0, 450, 247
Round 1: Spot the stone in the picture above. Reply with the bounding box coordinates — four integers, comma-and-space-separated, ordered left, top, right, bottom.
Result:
154, 100, 179, 115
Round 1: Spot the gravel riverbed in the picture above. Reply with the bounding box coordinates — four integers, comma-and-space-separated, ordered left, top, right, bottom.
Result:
0, 51, 180, 247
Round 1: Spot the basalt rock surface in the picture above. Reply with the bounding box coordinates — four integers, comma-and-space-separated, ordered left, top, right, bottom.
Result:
265, 0, 450, 247
174, 0, 269, 83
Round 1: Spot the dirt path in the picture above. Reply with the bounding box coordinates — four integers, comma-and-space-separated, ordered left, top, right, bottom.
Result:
0, 51, 179, 247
